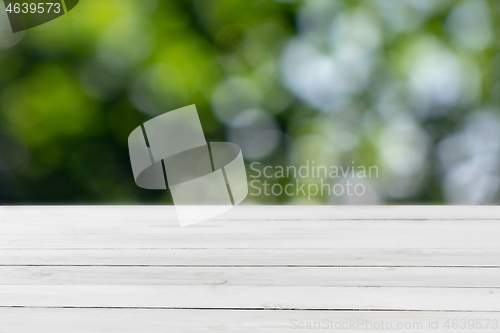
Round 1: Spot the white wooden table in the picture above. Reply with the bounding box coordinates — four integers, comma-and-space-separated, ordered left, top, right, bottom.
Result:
0, 206, 499, 332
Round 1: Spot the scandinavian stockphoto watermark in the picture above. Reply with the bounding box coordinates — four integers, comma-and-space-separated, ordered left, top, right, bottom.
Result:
290, 318, 499, 330
249, 161, 378, 200
128, 105, 248, 227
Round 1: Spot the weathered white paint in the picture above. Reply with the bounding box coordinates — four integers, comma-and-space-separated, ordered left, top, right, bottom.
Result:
1, 205, 500, 221
1, 248, 500, 266
0, 309, 498, 333
0, 206, 499, 331
0, 219, 499, 249
1, 285, 499, 311
0, 266, 499, 287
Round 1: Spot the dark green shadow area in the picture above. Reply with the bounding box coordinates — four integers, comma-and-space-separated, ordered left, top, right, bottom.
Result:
64, 0, 78, 11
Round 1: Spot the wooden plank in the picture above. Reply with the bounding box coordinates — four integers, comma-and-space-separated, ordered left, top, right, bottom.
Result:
1, 249, 499, 267
0, 285, 498, 311
2, 205, 500, 221
1, 308, 499, 333
0, 219, 499, 250
1, 206, 499, 324
0, 266, 499, 287
2, 219, 500, 235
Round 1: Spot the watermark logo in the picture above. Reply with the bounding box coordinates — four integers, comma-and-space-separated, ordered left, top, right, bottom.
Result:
128, 105, 248, 227
249, 161, 378, 201
4, 0, 79, 32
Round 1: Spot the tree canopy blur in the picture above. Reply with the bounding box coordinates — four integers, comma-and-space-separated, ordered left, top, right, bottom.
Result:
0, 0, 499, 205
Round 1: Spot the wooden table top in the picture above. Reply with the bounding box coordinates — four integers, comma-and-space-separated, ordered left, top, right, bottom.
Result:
0, 205, 499, 332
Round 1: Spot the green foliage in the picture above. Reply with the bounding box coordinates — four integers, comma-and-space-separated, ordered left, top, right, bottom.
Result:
0, 0, 499, 204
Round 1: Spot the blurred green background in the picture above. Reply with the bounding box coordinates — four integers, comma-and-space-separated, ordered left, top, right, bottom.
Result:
0, 0, 499, 205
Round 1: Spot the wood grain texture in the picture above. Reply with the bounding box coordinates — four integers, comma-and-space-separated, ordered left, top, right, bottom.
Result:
1, 309, 499, 333
0, 266, 499, 287
1, 249, 499, 266
1, 206, 499, 331
1, 285, 499, 311
0, 219, 499, 249
2, 205, 500, 221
